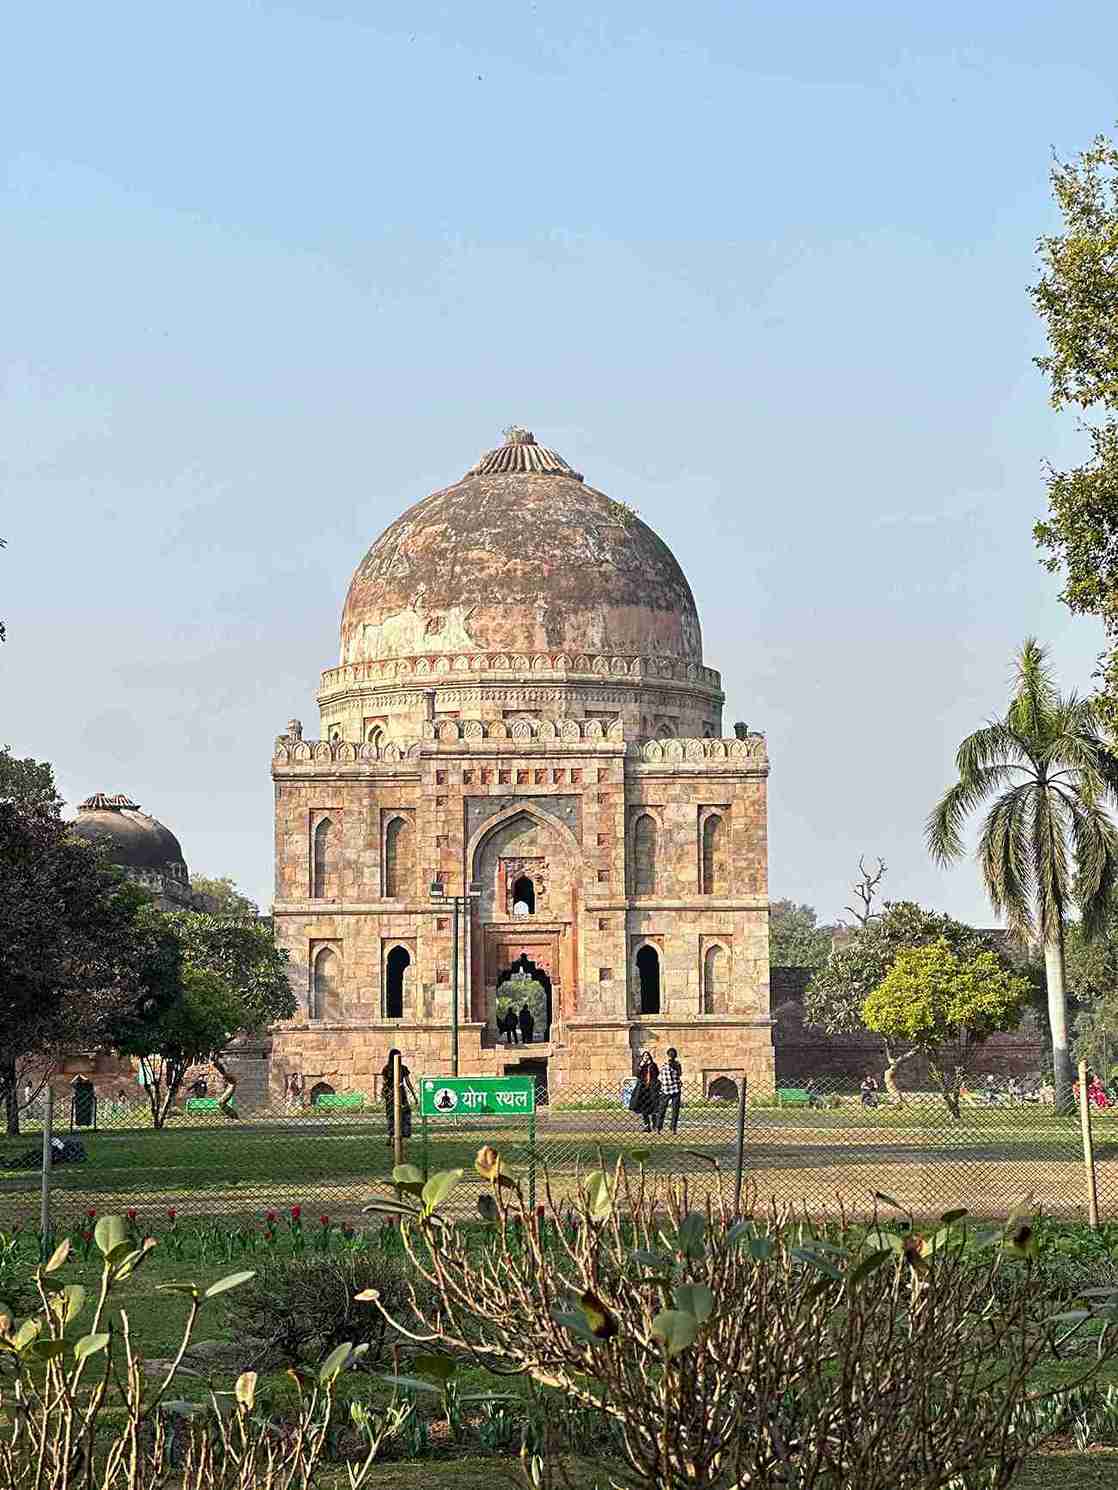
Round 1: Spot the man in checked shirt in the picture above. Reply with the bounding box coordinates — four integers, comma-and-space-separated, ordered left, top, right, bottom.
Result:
656, 1047, 683, 1134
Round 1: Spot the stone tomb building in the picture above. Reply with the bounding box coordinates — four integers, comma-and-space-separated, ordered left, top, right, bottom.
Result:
270, 428, 774, 1100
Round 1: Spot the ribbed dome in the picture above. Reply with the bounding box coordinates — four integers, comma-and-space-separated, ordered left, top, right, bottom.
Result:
71, 794, 188, 877
340, 429, 703, 666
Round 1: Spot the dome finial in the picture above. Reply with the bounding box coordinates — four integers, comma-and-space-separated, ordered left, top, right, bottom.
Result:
503, 425, 535, 445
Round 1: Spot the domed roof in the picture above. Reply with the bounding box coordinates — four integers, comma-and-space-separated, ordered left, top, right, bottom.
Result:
340, 428, 703, 666
71, 793, 188, 875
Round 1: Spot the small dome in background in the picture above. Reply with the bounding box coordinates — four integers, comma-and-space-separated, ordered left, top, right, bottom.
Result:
71, 792, 189, 880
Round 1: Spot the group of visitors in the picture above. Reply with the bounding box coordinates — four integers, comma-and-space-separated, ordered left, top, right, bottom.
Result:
629, 1048, 684, 1134
498, 1002, 537, 1046
1074, 1070, 1112, 1110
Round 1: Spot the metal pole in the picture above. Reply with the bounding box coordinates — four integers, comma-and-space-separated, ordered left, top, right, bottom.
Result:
529, 1110, 537, 1213
392, 1053, 404, 1172
40, 1083, 54, 1257
733, 1075, 748, 1219
451, 897, 460, 1078
1078, 1058, 1100, 1230
421, 1112, 429, 1182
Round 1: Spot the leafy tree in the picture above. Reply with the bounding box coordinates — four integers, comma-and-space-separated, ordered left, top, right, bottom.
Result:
803, 901, 1002, 1099
863, 941, 1031, 1118
1064, 904, 1118, 1078
117, 911, 295, 1127
1031, 137, 1118, 722
927, 638, 1118, 1109
0, 744, 62, 814
769, 900, 832, 972
189, 873, 259, 918
0, 802, 181, 1135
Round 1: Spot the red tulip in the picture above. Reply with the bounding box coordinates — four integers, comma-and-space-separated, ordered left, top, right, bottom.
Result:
127, 1208, 137, 1222
319, 1214, 330, 1227
291, 1205, 302, 1221
81, 1231, 93, 1244
266, 1210, 277, 1224
86, 1208, 97, 1220
167, 1207, 177, 1221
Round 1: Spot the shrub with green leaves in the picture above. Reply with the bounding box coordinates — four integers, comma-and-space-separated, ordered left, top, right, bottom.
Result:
221, 1244, 432, 1369
0, 1215, 407, 1489
361, 1157, 1118, 1490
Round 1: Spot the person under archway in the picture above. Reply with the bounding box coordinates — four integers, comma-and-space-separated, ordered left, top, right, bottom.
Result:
519, 1002, 535, 1045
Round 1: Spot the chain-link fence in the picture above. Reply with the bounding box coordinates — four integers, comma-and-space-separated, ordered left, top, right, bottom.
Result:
1, 1073, 1111, 1237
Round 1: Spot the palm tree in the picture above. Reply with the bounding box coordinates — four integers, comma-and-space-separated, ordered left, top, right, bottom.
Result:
927, 639, 1118, 1109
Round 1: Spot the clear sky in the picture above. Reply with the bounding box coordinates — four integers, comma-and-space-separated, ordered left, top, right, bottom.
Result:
3, 1, 1116, 924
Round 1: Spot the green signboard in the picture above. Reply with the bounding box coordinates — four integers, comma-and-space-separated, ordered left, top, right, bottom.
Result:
419, 1075, 536, 1118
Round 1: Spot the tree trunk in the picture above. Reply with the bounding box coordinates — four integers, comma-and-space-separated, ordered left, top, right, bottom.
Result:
882, 1045, 917, 1103
1, 1057, 18, 1138
1044, 928, 1075, 1111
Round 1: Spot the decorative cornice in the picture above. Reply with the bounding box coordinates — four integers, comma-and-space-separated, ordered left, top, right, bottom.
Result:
319, 651, 723, 696
466, 427, 584, 481
273, 728, 767, 768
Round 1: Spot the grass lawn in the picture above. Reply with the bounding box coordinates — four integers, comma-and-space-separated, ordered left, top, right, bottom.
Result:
4, 1097, 1118, 1230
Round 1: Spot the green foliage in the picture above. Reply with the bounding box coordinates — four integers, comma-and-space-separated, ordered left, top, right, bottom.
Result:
0, 745, 62, 813
804, 901, 1000, 1038
1031, 136, 1118, 724
163, 912, 294, 1035
926, 637, 1118, 1103
223, 1246, 409, 1369
188, 873, 260, 918
369, 1162, 1118, 1490
0, 800, 182, 1134
769, 899, 832, 972
864, 942, 1031, 1116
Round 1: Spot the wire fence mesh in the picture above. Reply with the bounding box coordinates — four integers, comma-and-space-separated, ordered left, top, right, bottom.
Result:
0, 1073, 1111, 1238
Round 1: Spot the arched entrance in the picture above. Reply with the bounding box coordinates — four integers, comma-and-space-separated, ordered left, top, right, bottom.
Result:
495, 953, 552, 1041
636, 944, 661, 1016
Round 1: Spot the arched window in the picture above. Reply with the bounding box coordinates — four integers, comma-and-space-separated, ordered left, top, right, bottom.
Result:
633, 814, 657, 896
512, 875, 535, 915
701, 814, 725, 896
384, 816, 415, 899
367, 727, 385, 750
312, 947, 341, 1021
656, 722, 675, 739
312, 817, 333, 899
636, 945, 661, 1016
703, 944, 728, 1015
385, 945, 411, 1019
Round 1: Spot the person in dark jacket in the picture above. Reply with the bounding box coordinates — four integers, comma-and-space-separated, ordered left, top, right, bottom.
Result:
499, 1007, 518, 1045
632, 1050, 661, 1133
381, 1048, 417, 1146
656, 1048, 683, 1133
519, 1003, 535, 1045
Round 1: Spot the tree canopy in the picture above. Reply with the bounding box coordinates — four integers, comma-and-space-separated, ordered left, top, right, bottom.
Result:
926, 637, 1118, 1107
0, 801, 181, 1133
863, 942, 1030, 1118
189, 873, 260, 918
1031, 136, 1118, 722
803, 901, 1008, 1098
769, 900, 833, 973
116, 911, 295, 1127
0, 744, 63, 814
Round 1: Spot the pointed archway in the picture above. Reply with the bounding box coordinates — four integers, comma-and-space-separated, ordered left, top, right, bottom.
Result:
495, 953, 553, 1041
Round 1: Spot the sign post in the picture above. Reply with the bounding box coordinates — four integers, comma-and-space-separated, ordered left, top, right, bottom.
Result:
419, 1076, 536, 1119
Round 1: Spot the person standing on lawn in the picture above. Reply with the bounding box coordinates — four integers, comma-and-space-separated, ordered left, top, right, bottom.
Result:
381, 1048, 417, 1147
656, 1048, 683, 1134
630, 1050, 661, 1133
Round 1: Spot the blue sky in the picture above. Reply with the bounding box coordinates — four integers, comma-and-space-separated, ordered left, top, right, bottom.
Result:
3, 0, 1117, 923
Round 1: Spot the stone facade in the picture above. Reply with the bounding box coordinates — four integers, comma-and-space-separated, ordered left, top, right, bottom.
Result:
269, 429, 775, 1101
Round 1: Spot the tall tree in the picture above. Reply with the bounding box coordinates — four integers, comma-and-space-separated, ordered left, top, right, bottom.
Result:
804, 901, 1001, 1099
0, 744, 62, 814
0, 802, 181, 1134
1031, 136, 1118, 723
769, 900, 833, 972
115, 911, 295, 1127
927, 639, 1118, 1108
863, 941, 1030, 1118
